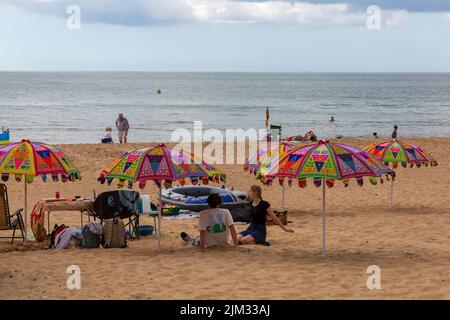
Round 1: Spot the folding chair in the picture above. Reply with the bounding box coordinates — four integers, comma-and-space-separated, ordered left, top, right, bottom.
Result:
270, 124, 282, 141
0, 184, 25, 244
92, 190, 141, 240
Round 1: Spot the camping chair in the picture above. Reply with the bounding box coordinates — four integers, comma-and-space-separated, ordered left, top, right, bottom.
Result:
0, 184, 25, 244
270, 124, 282, 141
92, 190, 141, 240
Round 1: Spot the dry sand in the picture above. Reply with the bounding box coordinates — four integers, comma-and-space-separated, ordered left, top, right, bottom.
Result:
0, 137, 449, 299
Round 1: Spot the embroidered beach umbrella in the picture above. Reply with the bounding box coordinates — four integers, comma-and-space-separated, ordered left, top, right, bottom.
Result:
98, 144, 226, 251
245, 142, 293, 175
244, 141, 294, 209
0, 139, 81, 243
263, 140, 395, 256
364, 139, 437, 207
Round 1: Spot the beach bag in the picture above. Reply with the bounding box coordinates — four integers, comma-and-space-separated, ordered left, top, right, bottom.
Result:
102, 219, 127, 248
80, 225, 101, 249
31, 201, 47, 242
266, 210, 288, 226
229, 206, 252, 223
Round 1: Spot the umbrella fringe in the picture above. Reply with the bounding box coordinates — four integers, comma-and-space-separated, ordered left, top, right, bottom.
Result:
369, 176, 378, 185
313, 178, 321, 188
325, 179, 335, 188
356, 177, 364, 187
298, 178, 307, 188
343, 179, 349, 187
288, 178, 293, 187
139, 181, 147, 189
117, 179, 125, 188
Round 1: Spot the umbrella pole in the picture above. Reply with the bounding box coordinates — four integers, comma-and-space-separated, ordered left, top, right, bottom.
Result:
157, 182, 162, 252
390, 179, 394, 209
24, 179, 28, 245
281, 182, 285, 210
322, 178, 326, 257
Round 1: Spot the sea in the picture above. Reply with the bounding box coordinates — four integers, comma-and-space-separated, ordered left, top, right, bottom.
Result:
0, 72, 449, 144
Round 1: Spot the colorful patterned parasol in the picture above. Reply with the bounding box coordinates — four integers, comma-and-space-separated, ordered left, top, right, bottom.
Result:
98, 144, 226, 251
244, 141, 294, 209
0, 139, 81, 243
365, 139, 437, 168
364, 139, 437, 207
264, 140, 395, 256
245, 142, 293, 174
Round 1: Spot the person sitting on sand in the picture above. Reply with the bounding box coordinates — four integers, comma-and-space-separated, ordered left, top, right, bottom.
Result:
304, 131, 317, 142
101, 127, 113, 144
373, 132, 379, 139
180, 193, 238, 250
237, 185, 294, 246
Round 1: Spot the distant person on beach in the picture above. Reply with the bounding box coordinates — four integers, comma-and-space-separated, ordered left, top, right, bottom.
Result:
180, 193, 238, 250
392, 125, 398, 139
237, 185, 294, 246
101, 127, 113, 144
373, 132, 379, 139
329, 116, 335, 122
305, 131, 317, 142
115, 113, 130, 144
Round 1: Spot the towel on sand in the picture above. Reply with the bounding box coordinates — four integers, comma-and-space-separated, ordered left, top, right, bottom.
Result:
55, 227, 82, 249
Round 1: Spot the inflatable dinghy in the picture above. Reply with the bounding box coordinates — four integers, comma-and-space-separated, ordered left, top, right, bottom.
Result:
161, 185, 250, 212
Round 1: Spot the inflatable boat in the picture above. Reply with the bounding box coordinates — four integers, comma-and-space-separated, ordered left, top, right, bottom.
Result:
161, 185, 250, 212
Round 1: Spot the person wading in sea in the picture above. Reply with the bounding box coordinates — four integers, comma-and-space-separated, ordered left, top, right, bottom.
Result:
115, 113, 130, 144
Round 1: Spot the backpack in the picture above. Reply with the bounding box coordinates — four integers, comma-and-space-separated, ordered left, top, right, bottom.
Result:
102, 219, 127, 248
80, 225, 101, 249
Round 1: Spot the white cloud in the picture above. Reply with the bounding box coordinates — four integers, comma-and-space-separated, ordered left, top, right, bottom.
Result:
444, 12, 450, 21
384, 10, 409, 27
3, 0, 409, 27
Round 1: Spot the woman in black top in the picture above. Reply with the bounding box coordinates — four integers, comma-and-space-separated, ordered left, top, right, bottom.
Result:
237, 185, 294, 245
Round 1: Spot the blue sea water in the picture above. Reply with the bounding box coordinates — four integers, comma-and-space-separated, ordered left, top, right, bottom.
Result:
0, 72, 449, 144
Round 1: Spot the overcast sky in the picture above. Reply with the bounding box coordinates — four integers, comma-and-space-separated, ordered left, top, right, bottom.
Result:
1, 0, 449, 71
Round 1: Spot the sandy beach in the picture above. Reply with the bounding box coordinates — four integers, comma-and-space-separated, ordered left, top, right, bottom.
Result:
0, 137, 449, 300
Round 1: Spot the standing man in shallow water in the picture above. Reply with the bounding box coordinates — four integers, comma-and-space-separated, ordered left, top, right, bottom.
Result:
115, 113, 130, 144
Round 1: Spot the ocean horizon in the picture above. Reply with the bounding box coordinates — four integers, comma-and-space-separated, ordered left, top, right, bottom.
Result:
1, 71, 449, 144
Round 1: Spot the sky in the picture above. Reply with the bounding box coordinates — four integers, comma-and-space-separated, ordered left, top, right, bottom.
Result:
0, 0, 449, 72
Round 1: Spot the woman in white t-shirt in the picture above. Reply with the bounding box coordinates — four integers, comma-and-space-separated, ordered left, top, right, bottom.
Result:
181, 193, 238, 250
